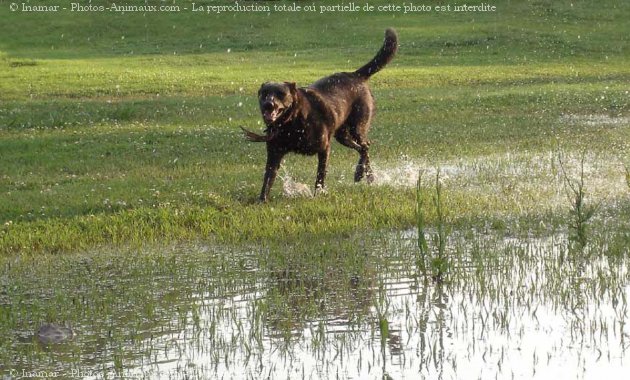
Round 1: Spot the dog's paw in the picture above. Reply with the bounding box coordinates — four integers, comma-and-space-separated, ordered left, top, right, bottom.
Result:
354, 168, 364, 182
314, 185, 328, 196
366, 172, 375, 184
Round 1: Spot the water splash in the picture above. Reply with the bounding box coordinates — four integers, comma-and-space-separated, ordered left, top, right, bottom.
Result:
560, 114, 630, 127
281, 172, 313, 198
370, 151, 627, 214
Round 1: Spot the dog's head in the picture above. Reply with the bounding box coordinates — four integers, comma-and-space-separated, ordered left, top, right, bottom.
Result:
258, 82, 298, 126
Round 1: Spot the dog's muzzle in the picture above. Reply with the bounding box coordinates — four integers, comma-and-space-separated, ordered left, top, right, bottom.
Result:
262, 102, 283, 124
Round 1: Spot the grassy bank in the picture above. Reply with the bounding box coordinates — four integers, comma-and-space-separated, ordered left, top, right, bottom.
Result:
1, 0, 629, 256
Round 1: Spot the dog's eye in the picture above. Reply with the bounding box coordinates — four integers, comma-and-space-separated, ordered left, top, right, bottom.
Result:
276, 92, 286, 101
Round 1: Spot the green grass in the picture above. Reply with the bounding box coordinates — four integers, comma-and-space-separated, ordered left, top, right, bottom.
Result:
1, 0, 629, 256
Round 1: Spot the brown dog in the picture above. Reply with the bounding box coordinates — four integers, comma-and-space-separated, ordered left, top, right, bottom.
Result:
243, 28, 398, 202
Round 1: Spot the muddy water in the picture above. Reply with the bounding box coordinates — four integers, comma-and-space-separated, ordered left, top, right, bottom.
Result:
2, 226, 629, 379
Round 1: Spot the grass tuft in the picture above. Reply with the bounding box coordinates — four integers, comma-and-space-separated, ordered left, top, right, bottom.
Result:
416, 168, 450, 282
557, 152, 600, 250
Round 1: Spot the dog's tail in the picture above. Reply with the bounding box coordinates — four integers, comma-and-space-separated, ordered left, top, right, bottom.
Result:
354, 28, 398, 79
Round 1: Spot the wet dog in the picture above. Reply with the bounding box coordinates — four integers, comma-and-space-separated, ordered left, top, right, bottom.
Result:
242, 28, 398, 202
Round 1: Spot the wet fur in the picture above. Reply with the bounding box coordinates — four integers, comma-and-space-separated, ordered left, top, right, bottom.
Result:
244, 28, 398, 201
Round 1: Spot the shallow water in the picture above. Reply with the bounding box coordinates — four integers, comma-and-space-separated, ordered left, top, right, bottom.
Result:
1, 227, 629, 379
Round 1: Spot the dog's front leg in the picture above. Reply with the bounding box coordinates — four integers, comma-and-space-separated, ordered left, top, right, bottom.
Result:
315, 148, 330, 195
259, 149, 284, 202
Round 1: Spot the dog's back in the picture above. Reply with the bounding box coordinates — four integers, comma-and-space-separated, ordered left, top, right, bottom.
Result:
308, 73, 371, 125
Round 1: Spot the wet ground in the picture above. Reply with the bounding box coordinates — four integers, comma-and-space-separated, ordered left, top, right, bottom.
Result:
2, 222, 629, 379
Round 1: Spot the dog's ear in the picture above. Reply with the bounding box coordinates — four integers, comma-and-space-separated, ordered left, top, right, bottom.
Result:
285, 82, 298, 98
258, 82, 269, 96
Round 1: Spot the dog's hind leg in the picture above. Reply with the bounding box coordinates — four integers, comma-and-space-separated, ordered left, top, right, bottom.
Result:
335, 127, 363, 150
335, 127, 373, 183
354, 143, 374, 183
338, 99, 375, 183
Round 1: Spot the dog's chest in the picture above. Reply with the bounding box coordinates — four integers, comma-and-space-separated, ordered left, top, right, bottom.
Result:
275, 125, 321, 155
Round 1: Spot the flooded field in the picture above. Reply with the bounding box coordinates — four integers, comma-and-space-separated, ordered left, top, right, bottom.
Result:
2, 219, 629, 379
